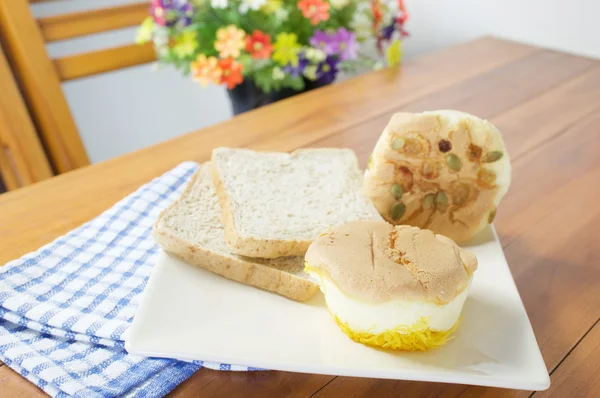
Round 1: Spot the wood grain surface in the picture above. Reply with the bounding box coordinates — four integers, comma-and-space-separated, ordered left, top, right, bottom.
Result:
0, 37, 598, 397
38, 2, 149, 42
0, 43, 53, 190
53, 42, 156, 81
0, 0, 90, 172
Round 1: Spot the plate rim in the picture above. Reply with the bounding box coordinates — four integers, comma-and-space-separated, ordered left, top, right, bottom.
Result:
126, 226, 550, 391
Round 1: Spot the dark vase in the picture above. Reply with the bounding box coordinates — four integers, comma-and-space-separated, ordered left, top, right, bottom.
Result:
227, 78, 329, 115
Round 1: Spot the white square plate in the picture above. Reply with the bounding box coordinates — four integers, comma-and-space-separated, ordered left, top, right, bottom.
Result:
125, 227, 549, 390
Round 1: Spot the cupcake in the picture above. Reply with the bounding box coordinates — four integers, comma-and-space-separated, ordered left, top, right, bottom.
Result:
305, 220, 477, 351
364, 110, 511, 243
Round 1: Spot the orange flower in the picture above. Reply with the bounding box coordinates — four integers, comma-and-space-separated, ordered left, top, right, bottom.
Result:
372, 0, 383, 52
398, 0, 409, 24
218, 58, 244, 89
245, 30, 273, 59
214, 25, 246, 58
190, 55, 222, 87
297, 0, 330, 25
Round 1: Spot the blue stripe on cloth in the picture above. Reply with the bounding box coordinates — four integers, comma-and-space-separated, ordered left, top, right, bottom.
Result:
40, 188, 173, 329
82, 245, 156, 319
0, 163, 195, 342
0, 308, 119, 348
0, 319, 202, 398
0, 163, 250, 397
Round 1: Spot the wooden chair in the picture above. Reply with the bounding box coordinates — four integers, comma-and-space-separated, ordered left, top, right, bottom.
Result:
0, 0, 155, 174
0, 41, 53, 191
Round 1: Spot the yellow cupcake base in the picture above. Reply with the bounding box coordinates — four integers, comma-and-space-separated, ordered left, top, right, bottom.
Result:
333, 315, 459, 351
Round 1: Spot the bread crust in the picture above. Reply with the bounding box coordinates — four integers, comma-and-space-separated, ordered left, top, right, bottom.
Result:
153, 168, 319, 301
210, 163, 312, 258
210, 148, 381, 258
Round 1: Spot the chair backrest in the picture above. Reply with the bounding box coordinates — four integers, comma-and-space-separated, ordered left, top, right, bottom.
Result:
0, 0, 155, 173
0, 41, 53, 191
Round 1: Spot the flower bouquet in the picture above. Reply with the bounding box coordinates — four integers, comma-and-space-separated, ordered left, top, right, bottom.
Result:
137, 0, 408, 113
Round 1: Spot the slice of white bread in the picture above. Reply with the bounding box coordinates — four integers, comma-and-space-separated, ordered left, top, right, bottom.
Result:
211, 147, 382, 258
152, 163, 319, 301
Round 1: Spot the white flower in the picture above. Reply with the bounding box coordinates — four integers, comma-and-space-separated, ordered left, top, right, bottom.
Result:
135, 17, 154, 44
272, 67, 285, 80
330, 0, 349, 8
385, 0, 399, 15
304, 65, 318, 81
211, 0, 228, 9
305, 48, 326, 63
154, 30, 168, 43
274, 7, 289, 21
239, 0, 267, 13
352, 12, 373, 41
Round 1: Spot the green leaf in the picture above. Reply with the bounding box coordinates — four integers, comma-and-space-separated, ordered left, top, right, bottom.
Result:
252, 64, 277, 94
141, 0, 390, 92
287, 76, 304, 91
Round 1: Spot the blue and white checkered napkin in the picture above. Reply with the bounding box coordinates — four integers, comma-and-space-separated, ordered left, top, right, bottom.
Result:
0, 162, 252, 398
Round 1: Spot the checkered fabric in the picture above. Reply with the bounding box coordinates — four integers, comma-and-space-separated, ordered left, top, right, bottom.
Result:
0, 162, 252, 398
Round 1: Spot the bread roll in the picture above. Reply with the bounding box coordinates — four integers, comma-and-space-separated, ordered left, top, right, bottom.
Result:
364, 110, 511, 243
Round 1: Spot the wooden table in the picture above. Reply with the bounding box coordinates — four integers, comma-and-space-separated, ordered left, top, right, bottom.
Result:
0, 37, 599, 397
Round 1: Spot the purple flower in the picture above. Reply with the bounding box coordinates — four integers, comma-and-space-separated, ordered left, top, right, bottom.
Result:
333, 28, 357, 61
309, 31, 337, 55
381, 22, 395, 41
151, 0, 193, 27
283, 52, 309, 78
382, 21, 410, 40
310, 29, 358, 61
316, 55, 339, 85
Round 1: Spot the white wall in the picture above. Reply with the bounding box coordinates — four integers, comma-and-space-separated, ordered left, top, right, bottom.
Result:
32, 0, 599, 163
403, 0, 600, 59
487, 0, 599, 59
33, 0, 233, 164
